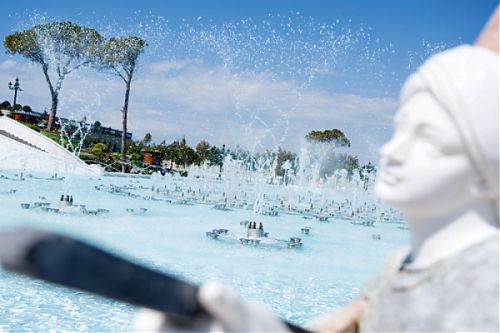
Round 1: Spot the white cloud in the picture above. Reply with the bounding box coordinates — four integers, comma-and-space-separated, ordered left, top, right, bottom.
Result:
0, 57, 398, 162
145, 109, 163, 116
136, 62, 398, 125
295, 92, 398, 122
0, 60, 18, 70
148, 59, 203, 73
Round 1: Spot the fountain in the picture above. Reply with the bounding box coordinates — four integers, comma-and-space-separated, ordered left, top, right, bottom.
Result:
206, 220, 302, 249
0, 154, 408, 331
0, 13, 410, 332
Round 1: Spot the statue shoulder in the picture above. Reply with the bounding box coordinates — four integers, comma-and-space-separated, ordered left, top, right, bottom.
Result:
361, 246, 410, 299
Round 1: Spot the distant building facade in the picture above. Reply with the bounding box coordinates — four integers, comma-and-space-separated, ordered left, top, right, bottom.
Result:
2, 109, 47, 124
0, 108, 132, 153
87, 122, 133, 152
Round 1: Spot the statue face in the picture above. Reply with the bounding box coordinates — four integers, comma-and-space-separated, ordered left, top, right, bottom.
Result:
375, 92, 474, 218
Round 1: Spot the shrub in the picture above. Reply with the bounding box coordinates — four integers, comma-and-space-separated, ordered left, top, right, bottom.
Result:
90, 143, 110, 155
79, 152, 97, 161
20, 121, 41, 132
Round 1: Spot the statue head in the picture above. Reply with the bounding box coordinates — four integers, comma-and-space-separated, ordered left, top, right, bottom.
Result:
375, 44, 499, 223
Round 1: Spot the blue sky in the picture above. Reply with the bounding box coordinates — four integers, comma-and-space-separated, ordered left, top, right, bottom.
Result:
0, 0, 497, 162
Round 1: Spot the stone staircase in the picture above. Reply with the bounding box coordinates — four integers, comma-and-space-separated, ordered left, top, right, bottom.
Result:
0, 116, 102, 175
0, 129, 47, 153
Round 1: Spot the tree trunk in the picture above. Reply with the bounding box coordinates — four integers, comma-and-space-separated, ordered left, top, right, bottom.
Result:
121, 76, 132, 173
47, 92, 58, 131
42, 65, 59, 131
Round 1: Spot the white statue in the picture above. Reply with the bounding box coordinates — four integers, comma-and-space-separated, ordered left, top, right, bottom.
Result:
134, 8, 499, 333
374, 46, 498, 269
311, 7, 499, 332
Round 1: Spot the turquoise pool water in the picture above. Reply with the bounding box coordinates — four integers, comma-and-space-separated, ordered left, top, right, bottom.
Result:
0, 169, 408, 331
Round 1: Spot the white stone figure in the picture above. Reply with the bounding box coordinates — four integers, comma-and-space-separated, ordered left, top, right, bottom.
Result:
134, 8, 499, 333
357, 44, 499, 332
309, 8, 499, 333
374, 44, 499, 269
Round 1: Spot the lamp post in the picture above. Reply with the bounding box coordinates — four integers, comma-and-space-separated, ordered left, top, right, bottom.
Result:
8, 78, 22, 110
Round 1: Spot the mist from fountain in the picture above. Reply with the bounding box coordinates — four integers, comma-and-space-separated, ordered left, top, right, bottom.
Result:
0, 12, 417, 331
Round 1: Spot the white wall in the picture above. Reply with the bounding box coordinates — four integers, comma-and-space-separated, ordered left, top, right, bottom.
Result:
0, 116, 102, 176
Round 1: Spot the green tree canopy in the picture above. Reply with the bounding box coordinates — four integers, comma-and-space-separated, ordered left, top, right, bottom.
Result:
93, 36, 146, 172
305, 129, 351, 147
0, 101, 11, 110
4, 22, 101, 64
95, 37, 146, 75
163, 139, 198, 167
178, 145, 198, 166
207, 146, 225, 167
91, 142, 110, 155
320, 153, 359, 178
125, 141, 146, 164
195, 140, 211, 165
143, 133, 152, 145
4, 22, 103, 130
275, 149, 298, 177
